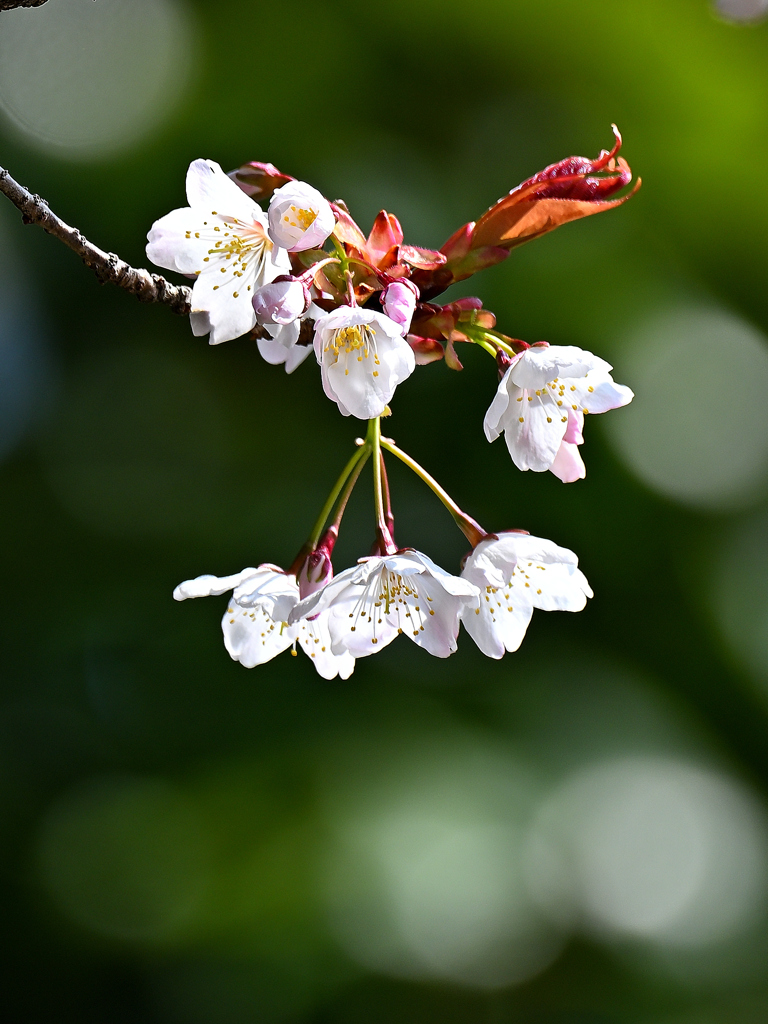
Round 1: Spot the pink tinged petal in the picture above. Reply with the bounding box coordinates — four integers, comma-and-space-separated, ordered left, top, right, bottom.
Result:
563, 410, 584, 445
550, 440, 586, 483
382, 280, 419, 335
504, 394, 568, 472
173, 568, 260, 601
407, 588, 468, 658
326, 595, 401, 658
186, 159, 262, 222
252, 280, 308, 326
268, 181, 335, 251
221, 601, 293, 668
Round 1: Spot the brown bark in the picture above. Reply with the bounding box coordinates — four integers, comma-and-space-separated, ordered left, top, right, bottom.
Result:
0, 1, 50, 11
0, 164, 192, 315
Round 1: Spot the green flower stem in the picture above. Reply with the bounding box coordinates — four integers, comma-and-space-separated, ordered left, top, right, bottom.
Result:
307, 443, 370, 550
330, 445, 371, 531
482, 332, 518, 358
368, 417, 396, 552
330, 234, 348, 265
379, 451, 395, 540
473, 335, 498, 358
380, 437, 486, 548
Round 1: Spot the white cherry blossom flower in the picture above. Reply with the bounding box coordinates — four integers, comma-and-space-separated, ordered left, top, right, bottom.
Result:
173, 563, 354, 679
256, 300, 324, 374
147, 159, 291, 346
460, 532, 593, 658
290, 550, 480, 659
484, 343, 633, 481
382, 279, 419, 335
252, 278, 309, 326
313, 306, 416, 419
268, 181, 335, 252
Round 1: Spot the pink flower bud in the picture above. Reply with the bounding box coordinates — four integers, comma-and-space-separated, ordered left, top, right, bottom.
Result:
382, 279, 419, 335
296, 550, 333, 600
252, 278, 309, 326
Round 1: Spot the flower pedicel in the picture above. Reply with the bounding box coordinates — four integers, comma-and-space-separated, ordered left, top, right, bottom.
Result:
145, 128, 639, 671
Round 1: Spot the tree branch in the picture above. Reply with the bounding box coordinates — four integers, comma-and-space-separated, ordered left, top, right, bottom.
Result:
0, 1, 50, 11
0, 163, 192, 315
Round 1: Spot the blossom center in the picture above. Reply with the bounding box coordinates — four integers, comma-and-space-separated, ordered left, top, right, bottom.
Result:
197, 217, 274, 296
347, 568, 436, 644
514, 375, 595, 425
284, 205, 318, 232
325, 323, 383, 376
333, 325, 370, 354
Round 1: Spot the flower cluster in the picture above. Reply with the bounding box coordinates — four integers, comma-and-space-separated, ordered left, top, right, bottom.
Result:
151, 128, 638, 678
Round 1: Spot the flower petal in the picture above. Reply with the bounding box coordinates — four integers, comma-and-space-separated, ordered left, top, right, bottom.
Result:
461, 584, 534, 657
293, 612, 355, 680
573, 374, 634, 415
222, 600, 293, 668
268, 181, 335, 252
191, 263, 261, 345
146, 207, 211, 275
509, 345, 596, 390
549, 440, 586, 482
186, 159, 262, 222
483, 371, 514, 442
173, 568, 260, 601
503, 393, 568, 471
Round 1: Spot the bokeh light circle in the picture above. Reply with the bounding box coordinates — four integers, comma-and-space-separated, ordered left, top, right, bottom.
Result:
525, 757, 768, 947
0, 0, 194, 159
320, 732, 562, 990
37, 775, 210, 941
714, 0, 768, 22
605, 305, 768, 509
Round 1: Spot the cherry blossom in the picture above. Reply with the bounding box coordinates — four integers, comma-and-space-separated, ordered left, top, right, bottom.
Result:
146, 159, 291, 346
255, 300, 325, 374
460, 532, 593, 658
173, 563, 354, 680
484, 343, 633, 481
290, 550, 480, 659
252, 278, 310, 326
314, 306, 416, 419
268, 181, 335, 252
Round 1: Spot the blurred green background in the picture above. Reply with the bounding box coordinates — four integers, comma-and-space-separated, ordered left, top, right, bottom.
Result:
3, 0, 768, 1021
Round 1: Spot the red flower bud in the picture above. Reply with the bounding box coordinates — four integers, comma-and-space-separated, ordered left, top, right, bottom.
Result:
228, 161, 295, 204
414, 125, 639, 299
